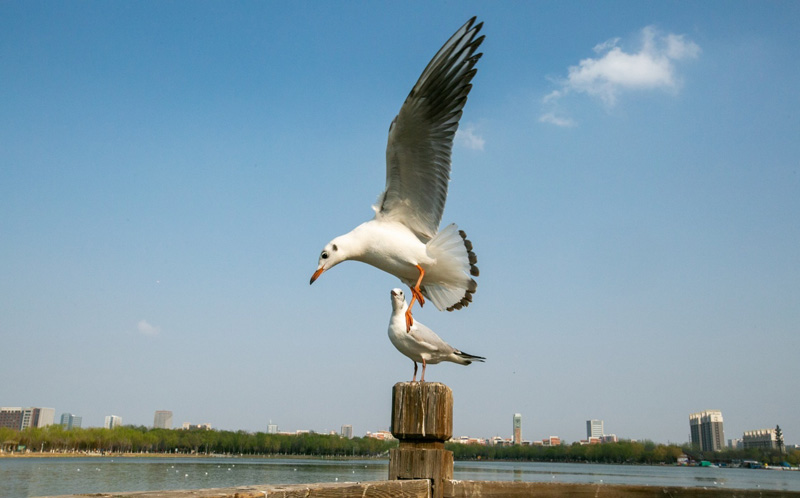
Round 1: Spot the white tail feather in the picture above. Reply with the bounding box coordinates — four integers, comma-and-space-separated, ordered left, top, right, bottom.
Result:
425, 283, 468, 311
423, 223, 476, 311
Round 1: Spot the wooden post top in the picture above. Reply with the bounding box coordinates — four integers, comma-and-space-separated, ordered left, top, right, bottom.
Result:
390, 382, 453, 441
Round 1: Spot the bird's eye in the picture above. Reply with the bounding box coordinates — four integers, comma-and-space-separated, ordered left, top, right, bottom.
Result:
321, 251, 329, 259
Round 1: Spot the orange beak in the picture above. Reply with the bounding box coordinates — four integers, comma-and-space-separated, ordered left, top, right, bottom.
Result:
309, 267, 324, 285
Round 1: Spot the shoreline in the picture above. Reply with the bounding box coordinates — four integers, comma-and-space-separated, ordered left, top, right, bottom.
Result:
0, 451, 387, 460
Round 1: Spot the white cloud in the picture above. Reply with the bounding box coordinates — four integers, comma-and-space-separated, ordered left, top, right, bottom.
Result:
593, 37, 621, 54
455, 124, 485, 151
540, 26, 700, 124
542, 89, 563, 104
137, 319, 160, 337
665, 33, 701, 60
538, 112, 575, 128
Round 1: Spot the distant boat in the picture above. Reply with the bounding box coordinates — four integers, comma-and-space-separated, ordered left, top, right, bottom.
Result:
766, 463, 800, 471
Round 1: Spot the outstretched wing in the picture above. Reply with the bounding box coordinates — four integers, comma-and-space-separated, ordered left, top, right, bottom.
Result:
375, 17, 484, 241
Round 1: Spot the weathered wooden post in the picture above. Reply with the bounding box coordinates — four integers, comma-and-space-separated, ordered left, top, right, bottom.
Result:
388, 382, 454, 498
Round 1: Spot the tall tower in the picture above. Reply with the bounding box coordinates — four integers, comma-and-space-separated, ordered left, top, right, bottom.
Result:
154, 410, 173, 429
513, 413, 522, 445
104, 415, 122, 429
60, 413, 82, 430
689, 410, 724, 451
586, 419, 604, 439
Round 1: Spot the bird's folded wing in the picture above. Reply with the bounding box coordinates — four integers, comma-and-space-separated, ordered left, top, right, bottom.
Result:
376, 17, 484, 241
410, 322, 452, 353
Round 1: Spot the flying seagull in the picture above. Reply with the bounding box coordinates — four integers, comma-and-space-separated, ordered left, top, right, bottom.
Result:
310, 17, 483, 330
388, 288, 484, 382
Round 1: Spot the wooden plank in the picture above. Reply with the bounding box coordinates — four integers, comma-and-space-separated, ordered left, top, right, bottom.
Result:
35, 479, 431, 498
445, 480, 800, 498
266, 479, 430, 498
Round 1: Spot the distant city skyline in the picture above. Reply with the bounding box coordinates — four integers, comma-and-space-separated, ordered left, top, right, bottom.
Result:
2, 399, 791, 446
5, 402, 791, 450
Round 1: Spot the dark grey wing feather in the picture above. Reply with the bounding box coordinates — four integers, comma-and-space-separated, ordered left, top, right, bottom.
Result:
376, 17, 484, 240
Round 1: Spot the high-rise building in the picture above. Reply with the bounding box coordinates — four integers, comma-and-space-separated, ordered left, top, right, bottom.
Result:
513, 413, 522, 445
586, 419, 604, 439
543, 436, 561, 446
267, 421, 278, 434
181, 423, 212, 431
743, 429, 778, 450
0, 407, 24, 429
60, 413, 82, 430
728, 438, 743, 449
341, 425, 353, 439
689, 410, 725, 452
1, 407, 54, 429
104, 415, 122, 429
24, 407, 55, 429
154, 410, 173, 429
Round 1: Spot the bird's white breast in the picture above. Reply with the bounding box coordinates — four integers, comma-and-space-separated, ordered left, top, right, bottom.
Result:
350, 220, 431, 280
388, 320, 425, 363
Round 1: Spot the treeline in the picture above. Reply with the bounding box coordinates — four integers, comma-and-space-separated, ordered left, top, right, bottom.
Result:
446, 440, 800, 466
446, 440, 685, 464
0, 425, 396, 456
3, 425, 798, 465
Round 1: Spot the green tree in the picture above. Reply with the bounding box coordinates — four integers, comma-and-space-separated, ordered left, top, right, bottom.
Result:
776, 425, 784, 455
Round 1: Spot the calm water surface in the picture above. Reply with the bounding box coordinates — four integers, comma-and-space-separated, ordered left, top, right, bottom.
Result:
1, 457, 799, 497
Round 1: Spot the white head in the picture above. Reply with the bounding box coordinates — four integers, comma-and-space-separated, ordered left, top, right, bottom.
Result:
310, 238, 347, 285
390, 288, 408, 312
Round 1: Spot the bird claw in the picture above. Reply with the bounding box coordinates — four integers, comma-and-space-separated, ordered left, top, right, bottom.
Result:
411, 287, 425, 307
405, 310, 414, 332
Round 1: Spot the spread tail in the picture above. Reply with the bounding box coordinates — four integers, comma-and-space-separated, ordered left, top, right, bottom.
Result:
423, 224, 479, 311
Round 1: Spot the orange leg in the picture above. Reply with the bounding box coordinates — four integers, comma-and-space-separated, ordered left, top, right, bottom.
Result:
420, 359, 427, 383
411, 361, 418, 383
405, 265, 425, 332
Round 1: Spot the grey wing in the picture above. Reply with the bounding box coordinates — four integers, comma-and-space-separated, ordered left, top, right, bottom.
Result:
376, 17, 484, 240
410, 321, 456, 356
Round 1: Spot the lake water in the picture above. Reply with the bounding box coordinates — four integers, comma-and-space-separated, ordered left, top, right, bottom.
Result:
1, 457, 799, 497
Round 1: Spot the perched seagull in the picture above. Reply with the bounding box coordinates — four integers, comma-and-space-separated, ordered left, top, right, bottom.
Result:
388, 288, 484, 382
310, 18, 484, 330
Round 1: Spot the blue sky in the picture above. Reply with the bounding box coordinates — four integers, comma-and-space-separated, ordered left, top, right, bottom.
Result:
2, 1, 798, 446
